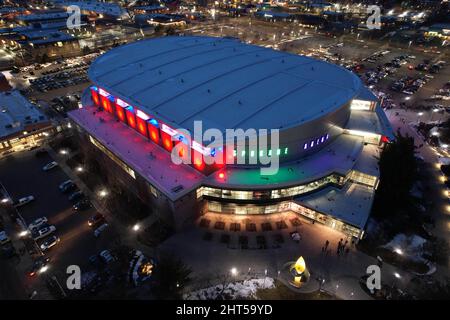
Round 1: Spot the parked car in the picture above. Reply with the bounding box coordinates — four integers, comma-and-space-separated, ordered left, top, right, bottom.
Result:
88, 213, 106, 227
32, 225, 56, 241
94, 223, 108, 238
68, 190, 84, 202
34, 149, 48, 157
99, 249, 116, 264
28, 256, 50, 277
40, 235, 60, 252
28, 217, 48, 231
73, 199, 92, 211
59, 180, 76, 193
14, 196, 35, 207
43, 161, 58, 171
0, 230, 11, 245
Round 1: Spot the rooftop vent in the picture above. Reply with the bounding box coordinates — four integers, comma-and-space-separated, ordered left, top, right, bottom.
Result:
171, 185, 184, 193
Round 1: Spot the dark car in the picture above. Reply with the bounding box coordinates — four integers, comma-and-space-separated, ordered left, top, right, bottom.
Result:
74, 199, 92, 211
88, 213, 106, 227
28, 256, 50, 277
34, 149, 48, 157
59, 180, 76, 193
68, 190, 84, 202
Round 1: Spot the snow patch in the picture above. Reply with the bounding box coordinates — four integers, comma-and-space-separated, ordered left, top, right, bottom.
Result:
184, 278, 275, 300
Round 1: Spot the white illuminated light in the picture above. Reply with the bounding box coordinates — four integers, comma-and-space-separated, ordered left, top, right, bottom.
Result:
230, 267, 238, 276
98, 88, 109, 97
192, 140, 210, 155
161, 124, 177, 136
19, 230, 29, 237
394, 272, 401, 279
116, 98, 128, 108
394, 248, 403, 255
39, 265, 49, 273
133, 224, 140, 232
136, 109, 150, 120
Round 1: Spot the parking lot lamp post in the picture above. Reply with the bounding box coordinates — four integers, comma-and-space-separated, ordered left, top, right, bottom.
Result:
417, 112, 423, 124
393, 272, 401, 288
431, 108, 439, 122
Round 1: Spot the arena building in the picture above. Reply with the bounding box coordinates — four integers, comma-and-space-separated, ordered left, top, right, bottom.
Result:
68, 36, 394, 239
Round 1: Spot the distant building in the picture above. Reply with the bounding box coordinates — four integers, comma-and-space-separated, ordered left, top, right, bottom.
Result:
425, 23, 450, 41
51, 0, 130, 20
0, 10, 89, 60
18, 29, 81, 60
15, 11, 71, 26
130, 5, 169, 15
0, 91, 55, 157
135, 13, 186, 27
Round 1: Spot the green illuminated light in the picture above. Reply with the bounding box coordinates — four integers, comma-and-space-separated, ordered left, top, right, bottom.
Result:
259, 150, 264, 157
268, 150, 272, 156
250, 150, 255, 157
284, 147, 288, 155
276, 149, 281, 156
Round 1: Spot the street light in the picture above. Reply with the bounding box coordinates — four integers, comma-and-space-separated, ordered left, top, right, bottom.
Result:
39, 265, 49, 274
18, 230, 29, 237
394, 248, 403, 255
230, 267, 238, 276
394, 272, 401, 279
133, 223, 140, 232
98, 189, 108, 198
76, 166, 84, 172
1, 197, 10, 204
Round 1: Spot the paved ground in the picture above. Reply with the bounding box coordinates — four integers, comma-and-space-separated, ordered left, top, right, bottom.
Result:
159, 212, 415, 300
0, 150, 116, 299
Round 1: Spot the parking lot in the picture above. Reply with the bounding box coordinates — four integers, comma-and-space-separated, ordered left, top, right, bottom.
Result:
0, 150, 115, 296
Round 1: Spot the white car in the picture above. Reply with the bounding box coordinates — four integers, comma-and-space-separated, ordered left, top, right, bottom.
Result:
28, 217, 48, 231
43, 161, 58, 171
94, 223, 108, 238
32, 225, 56, 241
40, 235, 60, 252
15, 196, 35, 207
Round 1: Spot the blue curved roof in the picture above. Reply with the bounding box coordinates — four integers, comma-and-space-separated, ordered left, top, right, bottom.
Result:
89, 36, 362, 133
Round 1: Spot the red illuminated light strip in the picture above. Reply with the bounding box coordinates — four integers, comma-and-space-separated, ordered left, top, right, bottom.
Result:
93, 86, 220, 171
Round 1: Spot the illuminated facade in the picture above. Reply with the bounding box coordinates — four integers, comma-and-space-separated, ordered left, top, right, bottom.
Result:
0, 91, 55, 158
69, 36, 393, 239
